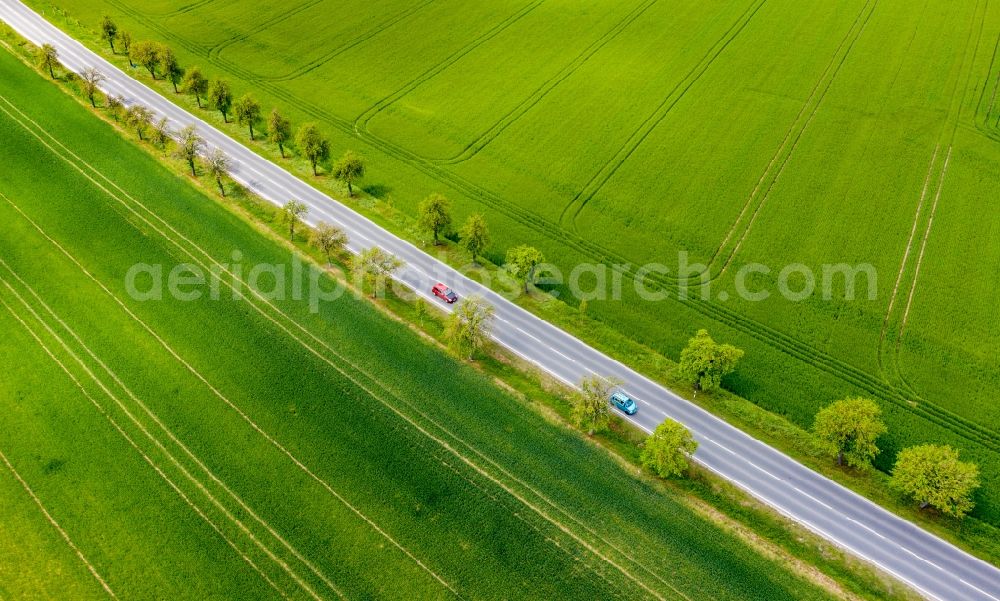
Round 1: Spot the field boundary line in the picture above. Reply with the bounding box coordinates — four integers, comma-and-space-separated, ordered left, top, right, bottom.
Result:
0, 291, 292, 601
0, 274, 332, 601
0, 258, 347, 601
0, 447, 118, 600
0, 99, 688, 600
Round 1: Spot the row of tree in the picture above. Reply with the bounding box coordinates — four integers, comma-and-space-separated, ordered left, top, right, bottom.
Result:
94, 18, 561, 292
53, 26, 982, 520
812, 397, 980, 518
671, 328, 981, 518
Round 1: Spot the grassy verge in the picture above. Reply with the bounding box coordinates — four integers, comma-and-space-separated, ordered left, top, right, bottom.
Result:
0, 25, 944, 599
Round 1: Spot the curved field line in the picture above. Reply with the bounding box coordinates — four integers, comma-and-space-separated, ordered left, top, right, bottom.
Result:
427, 0, 658, 164
890, 0, 990, 399
353, 0, 547, 137
557, 0, 767, 230
0, 109, 687, 601
206, 0, 325, 61
0, 291, 296, 601
713, 0, 881, 277
0, 277, 334, 601
0, 260, 347, 601
257, 0, 439, 83
0, 447, 119, 600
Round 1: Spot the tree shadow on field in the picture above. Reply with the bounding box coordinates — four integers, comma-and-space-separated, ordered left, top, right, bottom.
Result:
363, 183, 392, 198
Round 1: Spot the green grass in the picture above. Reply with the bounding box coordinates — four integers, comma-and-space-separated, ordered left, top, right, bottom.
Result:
26, 0, 1000, 529
0, 45, 853, 599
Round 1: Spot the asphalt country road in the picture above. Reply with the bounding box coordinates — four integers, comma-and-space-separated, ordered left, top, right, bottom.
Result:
2, 2, 999, 598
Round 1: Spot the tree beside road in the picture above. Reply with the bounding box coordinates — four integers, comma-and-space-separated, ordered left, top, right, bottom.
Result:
677, 329, 743, 392
641, 419, 698, 478
813, 397, 886, 469
445, 295, 495, 360
891, 444, 980, 518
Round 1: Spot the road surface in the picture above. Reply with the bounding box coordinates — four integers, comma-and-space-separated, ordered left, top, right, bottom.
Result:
2, 2, 998, 599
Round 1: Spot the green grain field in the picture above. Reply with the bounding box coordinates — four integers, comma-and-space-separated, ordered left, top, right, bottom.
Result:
0, 47, 843, 599
30, 0, 1000, 526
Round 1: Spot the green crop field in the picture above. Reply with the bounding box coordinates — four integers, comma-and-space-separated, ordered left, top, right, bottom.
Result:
0, 47, 844, 599
33, 0, 1000, 525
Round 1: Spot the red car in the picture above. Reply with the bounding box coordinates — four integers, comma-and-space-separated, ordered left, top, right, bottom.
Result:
432, 282, 458, 303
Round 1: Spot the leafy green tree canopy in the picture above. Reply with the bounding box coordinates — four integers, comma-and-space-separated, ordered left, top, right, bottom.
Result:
641, 418, 699, 478
891, 444, 980, 518
209, 79, 233, 122
100, 16, 118, 52
207, 148, 231, 196
677, 329, 743, 392
161, 46, 183, 92
812, 397, 886, 468
505, 245, 545, 293
267, 108, 292, 157
418, 193, 452, 245
282, 199, 309, 239
444, 295, 495, 360
352, 247, 404, 298
460, 214, 491, 264
296, 123, 330, 176
234, 94, 261, 139
311, 221, 348, 264
571, 375, 618, 435
132, 40, 161, 78
332, 151, 365, 196
182, 67, 208, 108
175, 125, 204, 176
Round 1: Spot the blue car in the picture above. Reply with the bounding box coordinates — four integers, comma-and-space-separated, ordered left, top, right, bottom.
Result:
610, 391, 638, 415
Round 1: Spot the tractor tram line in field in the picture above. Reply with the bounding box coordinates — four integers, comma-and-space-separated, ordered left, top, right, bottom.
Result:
555, 0, 768, 233
0, 270, 340, 601
22, 0, 1000, 472
0, 102, 689, 599
41, 0, 1000, 461
431, 0, 660, 166
204, 0, 325, 65
0, 447, 119, 600
710, 0, 881, 279
878, 0, 990, 397
0, 258, 350, 601
350, 0, 548, 139
0, 290, 299, 600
